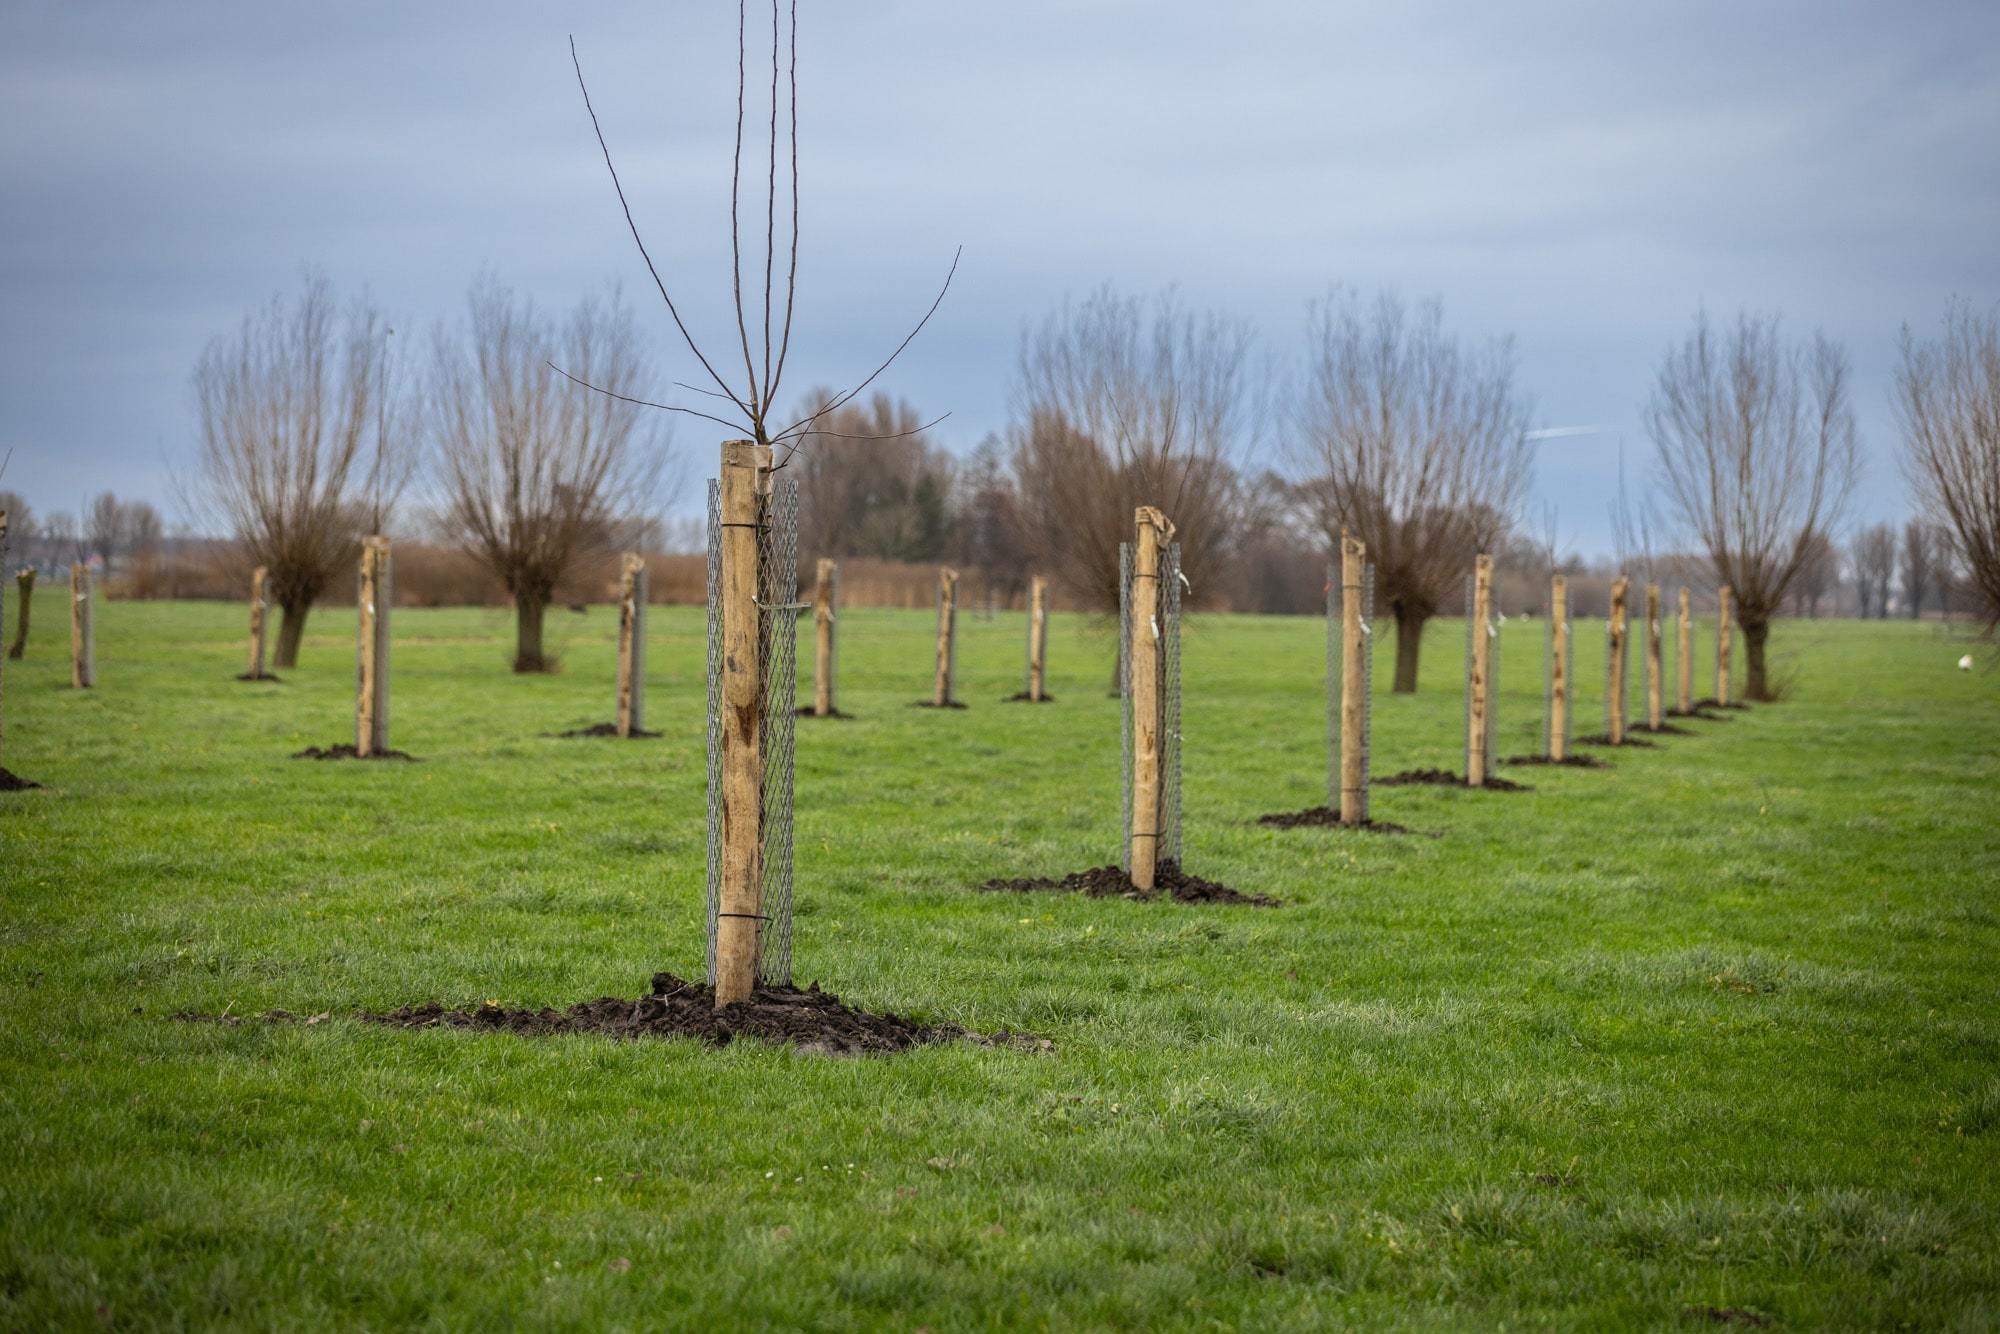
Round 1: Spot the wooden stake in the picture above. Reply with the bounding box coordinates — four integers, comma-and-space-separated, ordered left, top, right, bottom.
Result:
1645, 582, 1663, 731
715, 440, 771, 1009
1716, 585, 1733, 706
1337, 533, 1367, 821
1027, 574, 1048, 702
355, 538, 391, 755
1129, 507, 1175, 889
812, 557, 836, 716
1676, 586, 1693, 713
615, 553, 648, 737
1466, 554, 1493, 786
1607, 575, 1628, 745
70, 564, 94, 689
7, 568, 31, 661
247, 566, 269, 680
931, 567, 959, 707
1549, 573, 1569, 761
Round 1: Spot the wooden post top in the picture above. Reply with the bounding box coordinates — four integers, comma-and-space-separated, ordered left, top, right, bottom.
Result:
816, 557, 835, 577
1341, 529, 1365, 561
1551, 571, 1566, 592
621, 551, 645, 576
1475, 552, 1492, 576
721, 439, 774, 492
1135, 506, 1176, 542
939, 567, 959, 588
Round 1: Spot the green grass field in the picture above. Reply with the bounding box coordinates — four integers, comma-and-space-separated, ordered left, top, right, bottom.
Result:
3, 591, 1997, 1330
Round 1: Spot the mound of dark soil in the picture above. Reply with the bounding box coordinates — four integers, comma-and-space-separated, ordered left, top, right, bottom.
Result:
183, 972, 1041, 1057
1376, 768, 1531, 792
1694, 698, 1751, 711
1635, 722, 1696, 737
552, 723, 660, 739
1575, 733, 1659, 749
977, 860, 1279, 906
1667, 707, 1732, 722
234, 672, 283, 683
1502, 753, 1610, 769
910, 700, 969, 710
0, 767, 43, 792
291, 744, 417, 761
1255, 805, 1412, 834
794, 706, 858, 719
1001, 692, 1057, 703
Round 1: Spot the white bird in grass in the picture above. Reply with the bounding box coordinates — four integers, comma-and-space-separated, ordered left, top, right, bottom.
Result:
1959, 654, 1974, 670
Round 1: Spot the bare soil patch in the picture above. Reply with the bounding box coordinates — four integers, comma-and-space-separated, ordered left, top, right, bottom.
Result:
910, 700, 969, 710
180, 972, 1042, 1057
291, 744, 417, 762
1255, 805, 1413, 834
1502, 754, 1610, 769
234, 672, 283, 683
1575, 733, 1660, 749
1667, 707, 1732, 722
1001, 692, 1057, 703
0, 767, 43, 792
1693, 698, 1751, 711
977, 860, 1279, 906
552, 723, 660, 739
795, 706, 858, 720
1376, 767, 1531, 792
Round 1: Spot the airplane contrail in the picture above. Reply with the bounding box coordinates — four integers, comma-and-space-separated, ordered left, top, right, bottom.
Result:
1525, 425, 1616, 441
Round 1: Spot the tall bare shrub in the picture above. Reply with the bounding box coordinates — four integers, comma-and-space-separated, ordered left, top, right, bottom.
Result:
1645, 312, 1858, 698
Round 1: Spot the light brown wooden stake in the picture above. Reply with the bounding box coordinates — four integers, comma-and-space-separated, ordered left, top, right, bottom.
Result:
715, 440, 772, 1009
615, 553, 647, 737
70, 564, 94, 689
1549, 573, 1569, 761
7, 568, 32, 661
1715, 585, 1733, 706
1645, 582, 1663, 731
1129, 507, 1175, 888
1027, 574, 1048, 702
812, 558, 836, 716
1339, 532, 1367, 822
1466, 554, 1494, 786
355, 537, 391, 756
931, 567, 959, 707
247, 566, 268, 679
1607, 575, 1629, 745
1676, 586, 1693, 713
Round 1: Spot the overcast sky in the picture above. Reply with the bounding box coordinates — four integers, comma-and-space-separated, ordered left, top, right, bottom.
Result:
3, 0, 1995, 557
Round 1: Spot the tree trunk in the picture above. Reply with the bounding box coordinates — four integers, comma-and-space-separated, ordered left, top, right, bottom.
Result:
1392, 606, 1426, 693
1743, 618, 1771, 701
514, 593, 550, 673
274, 600, 310, 669
7, 570, 32, 659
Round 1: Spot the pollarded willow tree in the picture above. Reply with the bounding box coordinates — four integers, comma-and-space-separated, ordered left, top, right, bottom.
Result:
1009, 287, 1254, 644
431, 279, 661, 672
1292, 289, 1533, 693
192, 274, 414, 668
1645, 311, 1859, 698
1897, 299, 2000, 631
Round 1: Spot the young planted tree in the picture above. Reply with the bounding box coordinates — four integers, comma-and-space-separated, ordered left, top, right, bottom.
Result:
431, 280, 659, 673
1293, 290, 1533, 693
1898, 301, 2000, 630
569, 5, 957, 1009
1010, 287, 1253, 667
1645, 312, 1859, 699
192, 274, 413, 668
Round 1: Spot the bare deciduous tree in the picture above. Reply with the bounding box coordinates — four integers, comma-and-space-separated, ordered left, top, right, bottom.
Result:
792, 392, 954, 563
1645, 311, 1859, 699
432, 280, 660, 672
1292, 289, 1533, 693
192, 274, 412, 668
1896, 300, 2000, 631
1788, 529, 1841, 618
1900, 519, 1939, 620
1851, 523, 1897, 619
1009, 288, 1254, 643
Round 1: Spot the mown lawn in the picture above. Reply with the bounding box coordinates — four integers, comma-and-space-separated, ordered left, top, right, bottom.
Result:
2, 590, 1997, 1330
